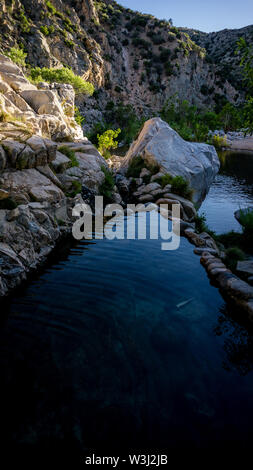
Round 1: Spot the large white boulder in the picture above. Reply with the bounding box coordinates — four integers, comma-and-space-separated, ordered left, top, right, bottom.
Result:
121, 118, 220, 204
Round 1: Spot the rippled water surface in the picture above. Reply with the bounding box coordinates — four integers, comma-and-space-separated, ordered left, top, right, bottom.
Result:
201, 151, 253, 233
1, 152, 253, 462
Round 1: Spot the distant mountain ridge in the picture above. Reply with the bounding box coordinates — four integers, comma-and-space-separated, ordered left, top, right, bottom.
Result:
180, 24, 253, 93
0, 0, 251, 126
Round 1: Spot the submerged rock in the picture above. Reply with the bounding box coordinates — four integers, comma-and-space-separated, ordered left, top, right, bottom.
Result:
121, 118, 220, 204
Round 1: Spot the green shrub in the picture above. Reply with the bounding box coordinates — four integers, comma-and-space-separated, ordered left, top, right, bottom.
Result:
171, 175, 193, 200
154, 173, 173, 188
46, 1, 57, 15
97, 128, 121, 158
66, 180, 82, 197
7, 46, 27, 67
211, 134, 228, 149
16, 7, 31, 33
29, 67, 94, 95
194, 213, 208, 234
74, 106, 85, 126
238, 209, 253, 232
99, 166, 115, 203
126, 156, 146, 178
40, 25, 55, 36
238, 208, 253, 246
225, 246, 246, 271
58, 145, 79, 167
65, 39, 75, 49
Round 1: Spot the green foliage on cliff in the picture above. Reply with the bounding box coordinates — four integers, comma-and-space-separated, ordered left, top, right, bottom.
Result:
29, 67, 94, 95
58, 146, 79, 167
74, 106, 85, 126
40, 25, 55, 36
7, 46, 27, 67
99, 166, 115, 203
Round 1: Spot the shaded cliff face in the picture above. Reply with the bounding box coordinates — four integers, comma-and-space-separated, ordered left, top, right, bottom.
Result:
181, 25, 253, 96
0, 0, 242, 120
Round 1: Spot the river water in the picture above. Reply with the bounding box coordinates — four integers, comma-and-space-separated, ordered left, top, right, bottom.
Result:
1, 151, 253, 462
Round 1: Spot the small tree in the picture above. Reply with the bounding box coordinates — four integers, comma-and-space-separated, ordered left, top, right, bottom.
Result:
236, 38, 253, 134
97, 128, 121, 158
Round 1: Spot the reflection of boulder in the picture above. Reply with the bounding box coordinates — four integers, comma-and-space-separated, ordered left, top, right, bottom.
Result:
121, 118, 220, 204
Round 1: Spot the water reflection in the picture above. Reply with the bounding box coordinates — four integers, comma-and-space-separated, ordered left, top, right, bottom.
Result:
1, 152, 253, 459
201, 151, 253, 233
1, 232, 253, 458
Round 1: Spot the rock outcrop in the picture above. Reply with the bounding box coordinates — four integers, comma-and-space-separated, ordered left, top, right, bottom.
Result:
0, 0, 240, 126
0, 54, 82, 142
0, 54, 110, 296
120, 118, 220, 204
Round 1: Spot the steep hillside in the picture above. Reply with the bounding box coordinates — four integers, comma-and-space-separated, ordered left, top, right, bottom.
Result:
0, 0, 239, 128
181, 25, 253, 95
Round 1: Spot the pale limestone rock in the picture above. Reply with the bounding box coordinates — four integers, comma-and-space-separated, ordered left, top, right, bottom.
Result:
51, 151, 71, 172
122, 118, 220, 204
21, 89, 64, 117
162, 193, 197, 221
1, 169, 64, 204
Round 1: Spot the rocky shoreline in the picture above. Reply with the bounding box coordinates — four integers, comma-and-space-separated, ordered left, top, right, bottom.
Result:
184, 229, 253, 321
1, 53, 253, 324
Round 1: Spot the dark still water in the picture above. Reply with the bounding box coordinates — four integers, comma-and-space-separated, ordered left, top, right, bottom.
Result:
201, 151, 253, 233
1, 152, 253, 462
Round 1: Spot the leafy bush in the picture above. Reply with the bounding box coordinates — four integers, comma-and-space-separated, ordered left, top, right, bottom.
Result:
66, 180, 82, 198
29, 67, 94, 95
238, 208, 253, 247
225, 247, 246, 271
155, 173, 192, 199
58, 145, 79, 167
126, 156, 159, 179
15, 7, 31, 33
126, 156, 146, 178
211, 134, 228, 149
215, 229, 252, 255
7, 47, 27, 67
97, 129, 121, 158
99, 166, 115, 203
194, 213, 208, 234
46, 1, 57, 16
40, 25, 55, 36
65, 39, 75, 49
171, 176, 193, 200
154, 173, 173, 188
74, 106, 85, 126
236, 38, 253, 134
